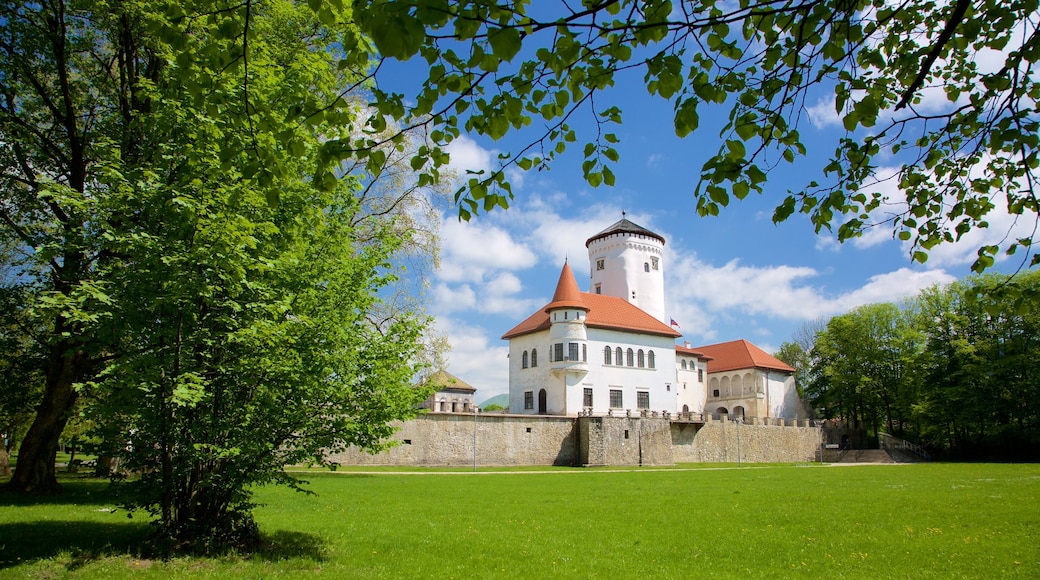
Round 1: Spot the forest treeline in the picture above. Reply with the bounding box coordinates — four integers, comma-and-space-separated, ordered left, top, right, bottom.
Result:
778, 272, 1040, 461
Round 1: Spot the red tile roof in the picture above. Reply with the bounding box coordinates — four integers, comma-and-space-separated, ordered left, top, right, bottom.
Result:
693, 339, 795, 374
543, 261, 588, 313
504, 263, 680, 339
675, 344, 713, 361
502, 293, 681, 339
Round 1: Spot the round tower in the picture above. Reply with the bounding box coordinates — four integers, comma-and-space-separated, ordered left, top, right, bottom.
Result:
586, 217, 666, 323
545, 261, 590, 376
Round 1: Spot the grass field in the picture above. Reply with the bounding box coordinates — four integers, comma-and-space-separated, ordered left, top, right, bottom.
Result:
0, 463, 1036, 578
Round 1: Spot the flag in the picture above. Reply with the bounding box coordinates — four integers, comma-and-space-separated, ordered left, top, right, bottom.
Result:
670, 318, 680, 328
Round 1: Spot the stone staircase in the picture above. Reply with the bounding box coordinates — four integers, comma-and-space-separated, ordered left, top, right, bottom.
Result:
822, 448, 896, 463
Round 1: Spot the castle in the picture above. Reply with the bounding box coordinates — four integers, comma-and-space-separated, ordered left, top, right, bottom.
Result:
501, 218, 803, 420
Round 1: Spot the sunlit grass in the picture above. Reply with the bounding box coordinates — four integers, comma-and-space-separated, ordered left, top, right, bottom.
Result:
1, 464, 1037, 578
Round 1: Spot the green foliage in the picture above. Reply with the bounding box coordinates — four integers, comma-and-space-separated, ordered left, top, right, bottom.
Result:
804, 272, 1040, 459
1, 0, 430, 548
348, 0, 1040, 272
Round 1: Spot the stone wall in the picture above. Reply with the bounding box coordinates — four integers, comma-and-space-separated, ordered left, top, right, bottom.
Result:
327, 413, 821, 467
326, 413, 578, 467
673, 417, 820, 463
577, 416, 674, 466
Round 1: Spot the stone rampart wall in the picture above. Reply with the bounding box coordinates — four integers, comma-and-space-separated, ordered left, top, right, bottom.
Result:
326, 413, 578, 467
327, 413, 820, 467
578, 416, 674, 465
673, 419, 820, 463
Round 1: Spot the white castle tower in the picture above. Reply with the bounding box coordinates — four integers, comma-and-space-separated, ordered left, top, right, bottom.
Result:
545, 260, 590, 377
585, 217, 667, 323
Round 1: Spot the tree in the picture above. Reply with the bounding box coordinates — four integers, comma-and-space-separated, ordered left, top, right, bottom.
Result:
810, 303, 918, 444
775, 317, 826, 400
802, 272, 1040, 457
349, 0, 1039, 272
0, 0, 432, 549
911, 272, 1040, 457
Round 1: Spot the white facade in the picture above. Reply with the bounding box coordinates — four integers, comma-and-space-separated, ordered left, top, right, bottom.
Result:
587, 224, 667, 324
704, 370, 800, 419
508, 326, 678, 416
675, 350, 709, 415
503, 219, 803, 420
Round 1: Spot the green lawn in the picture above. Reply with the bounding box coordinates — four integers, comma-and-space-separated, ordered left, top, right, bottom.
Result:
1, 463, 1036, 578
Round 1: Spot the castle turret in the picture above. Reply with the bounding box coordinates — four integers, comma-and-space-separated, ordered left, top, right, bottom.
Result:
545, 261, 589, 376
586, 218, 667, 323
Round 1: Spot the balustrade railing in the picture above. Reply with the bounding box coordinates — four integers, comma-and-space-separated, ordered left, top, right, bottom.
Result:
879, 432, 931, 461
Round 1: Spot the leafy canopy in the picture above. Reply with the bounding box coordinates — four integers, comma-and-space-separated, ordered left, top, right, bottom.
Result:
348, 0, 1040, 272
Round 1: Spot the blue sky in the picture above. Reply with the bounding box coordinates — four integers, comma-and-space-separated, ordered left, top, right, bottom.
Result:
376, 39, 1036, 404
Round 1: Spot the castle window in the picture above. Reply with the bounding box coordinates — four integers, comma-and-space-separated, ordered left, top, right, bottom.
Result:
609, 389, 623, 408
648, 350, 655, 369
568, 342, 579, 362
651, 257, 659, 270
626, 348, 634, 366
616, 347, 623, 365
554, 343, 564, 362
604, 346, 612, 365
596, 258, 605, 270
531, 348, 538, 367
583, 388, 593, 407
524, 391, 534, 410
637, 391, 650, 409
713, 389, 720, 398
522, 351, 529, 369
595, 283, 601, 294
644, 262, 650, 272
582, 343, 587, 362
564, 311, 568, 320
698, 368, 704, 382
637, 349, 645, 368
681, 359, 687, 370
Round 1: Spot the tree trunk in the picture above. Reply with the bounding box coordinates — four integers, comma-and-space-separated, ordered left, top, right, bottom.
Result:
4, 338, 87, 494
0, 446, 10, 477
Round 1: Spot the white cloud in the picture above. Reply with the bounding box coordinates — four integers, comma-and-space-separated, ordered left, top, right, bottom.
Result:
433, 317, 510, 400
445, 134, 527, 190
486, 272, 522, 295
432, 283, 476, 313
445, 135, 494, 176
666, 252, 955, 342
438, 217, 537, 283
832, 268, 955, 310
807, 95, 842, 129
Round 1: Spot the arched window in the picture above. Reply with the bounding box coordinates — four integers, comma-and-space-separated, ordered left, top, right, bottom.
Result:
681, 359, 687, 370
648, 350, 655, 369
626, 348, 634, 366
616, 347, 623, 365
604, 346, 612, 365
531, 348, 538, 367
644, 262, 650, 272
637, 349, 645, 368
522, 350, 529, 369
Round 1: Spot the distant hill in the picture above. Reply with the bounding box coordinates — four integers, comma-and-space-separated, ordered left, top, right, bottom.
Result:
479, 394, 509, 410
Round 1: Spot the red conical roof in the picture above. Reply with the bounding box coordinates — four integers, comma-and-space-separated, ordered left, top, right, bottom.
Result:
543, 261, 588, 313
